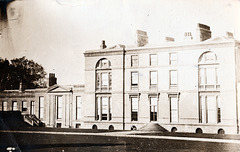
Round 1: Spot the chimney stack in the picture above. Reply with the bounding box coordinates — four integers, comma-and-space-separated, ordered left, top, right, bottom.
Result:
165, 37, 175, 42
100, 40, 107, 49
226, 32, 233, 38
136, 30, 148, 47
196, 23, 211, 42
49, 73, 57, 87
184, 32, 193, 41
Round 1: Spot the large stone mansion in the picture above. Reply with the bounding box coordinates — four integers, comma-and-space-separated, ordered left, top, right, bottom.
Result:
1, 23, 240, 134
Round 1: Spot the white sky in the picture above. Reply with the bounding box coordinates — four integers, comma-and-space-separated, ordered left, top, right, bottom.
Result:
1, 0, 240, 85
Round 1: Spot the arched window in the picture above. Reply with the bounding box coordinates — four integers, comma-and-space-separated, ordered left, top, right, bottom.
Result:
95, 58, 112, 92
198, 52, 221, 124
95, 58, 112, 121
198, 52, 219, 90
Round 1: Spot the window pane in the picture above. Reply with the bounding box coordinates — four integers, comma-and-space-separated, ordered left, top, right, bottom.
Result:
170, 53, 177, 65
97, 97, 100, 120
199, 68, 205, 84
131, 72, 138, 85
132, 97, 138, 112
206, 68, 215, 85
76, 96, 82, 120
207, 96, 216, 123
150, 71, 157, 85
170, 97, 178, 122
131, 97, 138, 121
22, 101, 27, 112
150, 54, 157, 66
170, 70, 177, 85
101, 73, 108, 86
131, 55, 138, 67
31, 101, 35, 115
3, 101, 7, 111
39, 97, 44, 119
102, 97, 108, 120
12, 101, 18, 111
57, 96, 62, 119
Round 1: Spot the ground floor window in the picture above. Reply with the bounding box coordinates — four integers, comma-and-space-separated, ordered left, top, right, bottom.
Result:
56, 96, 63, 119
30, 101, 35, 115
170, 95, 178, 123
76, 96, 82, 120
12, 101, 18, 111
2, 101, 7, 111
150, 97, 158, 121
39, 97, 44, 119
131, 96, 138, 121
96, 95, 112, 121
22, 101, 27, 112
199, 94, 220, 123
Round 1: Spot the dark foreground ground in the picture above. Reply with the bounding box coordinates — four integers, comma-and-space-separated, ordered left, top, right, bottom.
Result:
1, 128, 240, 152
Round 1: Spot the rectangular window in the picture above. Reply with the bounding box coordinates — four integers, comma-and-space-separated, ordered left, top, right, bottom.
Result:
2, 101, 7, 111
217, 96, 221, 123
199, 68, 205, 85
150, 97, 157, 121
170, 53, 177, 65
76, 96, 82, 120
131, 55, 138, 67
12, 101, 18, 111
56, 96, 63, 119
96, 96, 112, 121
206, 68, 215, 85
30, 101, 35, 115
96, 97, 100, 120
150, 71, 157, 85
131, 97, 138, 121
101, 73, 108, 86
22, 101, 27, 112
170, 97, 178, 123
101, 97, 108, 120
109, 97, 112, 121
170, 70, 178, 86
150, 54, 157, 66
131, 72, 139, 86
207, 96, 216, 123
39, 97, 44, 119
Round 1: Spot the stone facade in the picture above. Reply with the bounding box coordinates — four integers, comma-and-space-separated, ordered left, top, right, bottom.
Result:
1, 24, 240, 134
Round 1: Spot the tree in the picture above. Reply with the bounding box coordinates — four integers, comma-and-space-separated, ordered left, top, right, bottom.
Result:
0, 56, 47, 91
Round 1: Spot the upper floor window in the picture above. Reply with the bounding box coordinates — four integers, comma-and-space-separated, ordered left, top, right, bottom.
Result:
169, 53, 177, 65
131, 55, 138, 67
198, 52, 219, 91
150, 54, 157, 66
170, 70, 178, 89
96, 59, 112, 92
150, 71, 157, 90
131, 71, 139, 90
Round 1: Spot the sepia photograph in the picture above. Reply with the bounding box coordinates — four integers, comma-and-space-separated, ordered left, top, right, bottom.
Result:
1, 0, 240, 151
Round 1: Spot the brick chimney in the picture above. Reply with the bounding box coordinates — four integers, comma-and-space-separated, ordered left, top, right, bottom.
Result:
165, 37, 175, 42
136, 30, 148, 47
100, 40, 107, 49
184, 32, 193, 41
49, 73, 57, 87
196, 23, 211, 42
